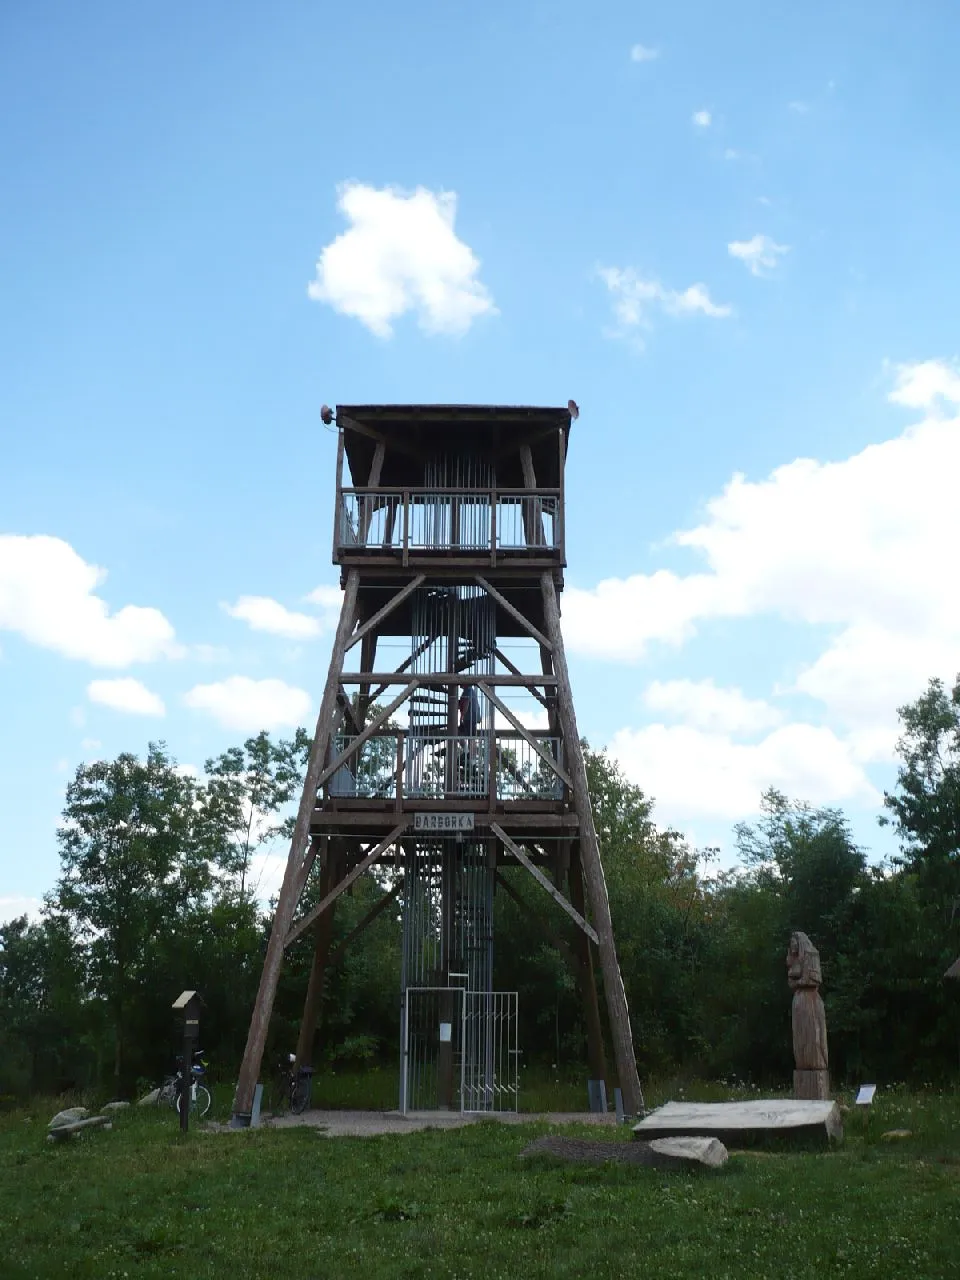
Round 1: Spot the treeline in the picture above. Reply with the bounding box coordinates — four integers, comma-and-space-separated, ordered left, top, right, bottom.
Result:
2, 677, 959, 1099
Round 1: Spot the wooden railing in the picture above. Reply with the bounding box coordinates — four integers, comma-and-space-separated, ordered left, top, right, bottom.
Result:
337, 488, 562, 560
325, 731, 565, 803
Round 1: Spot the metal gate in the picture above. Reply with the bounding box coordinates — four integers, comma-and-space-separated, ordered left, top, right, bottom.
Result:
401, 987, 518, 1114
461, 990, 518, 1113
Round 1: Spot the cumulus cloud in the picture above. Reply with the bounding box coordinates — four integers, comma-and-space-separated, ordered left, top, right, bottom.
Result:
643, 679, 783, 735
565, 361, 960, 750
630, 43, 659, 62
304, 584, 344, 630
88, 678, 166, 717
0, 535, 179, 666
609, 722, 879, 822
307, 182, 497, 338
184, 676, 311, 732
728, 234, 790, 277
222, 596, 321, 640
887, 359, 960, 410
692, 110, 712, 128
598, 267, 731, 344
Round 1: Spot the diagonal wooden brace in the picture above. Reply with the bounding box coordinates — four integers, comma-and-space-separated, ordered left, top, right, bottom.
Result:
285, 823, 407, 949
477, 681, 572, 789
346, 575, 426, 654
491, 823, 598, 945
315, 681, 419, 789
474, 575, 552, 651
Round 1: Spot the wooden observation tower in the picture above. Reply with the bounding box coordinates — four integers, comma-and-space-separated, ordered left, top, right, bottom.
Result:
230, 404, 644, 1122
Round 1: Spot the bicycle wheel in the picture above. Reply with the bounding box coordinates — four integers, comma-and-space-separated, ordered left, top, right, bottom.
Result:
176, 1084, 212, 1118
290, 1078, 310, 1115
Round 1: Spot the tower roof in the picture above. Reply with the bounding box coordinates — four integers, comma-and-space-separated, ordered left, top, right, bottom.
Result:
337, 403, 572, 488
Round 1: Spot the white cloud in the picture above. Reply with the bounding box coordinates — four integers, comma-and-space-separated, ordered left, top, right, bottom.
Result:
184, 676, 312, 732
79, 737, 101, 752
0, 895, 43, 923
598, 267, 732, 342
630, 43, 659, 62
564, 372, 960, 749
88, 677, 166, 717
304, 584, 344, 629
307, 182, 497, 338
643, 679, 783, 735
223, 596, 322, 640
609, 722, 878, 822
728, 234, 790, 277
692, 110, 712, 128
887, 359, 960, 410
788, 100, 810, 114
0, 535, 180, 667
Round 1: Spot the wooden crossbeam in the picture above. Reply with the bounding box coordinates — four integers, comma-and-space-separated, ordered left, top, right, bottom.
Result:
477, 681, 572, 789
474, 575, 552, 651
491, 823, 598, 945
316, 682, 419, 789
345, 575, 426, 653
285, 824, 407, 949
341, 673, 556, 687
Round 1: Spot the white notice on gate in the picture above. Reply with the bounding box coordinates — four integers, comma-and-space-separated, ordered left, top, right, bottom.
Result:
439, 1023, 452, 1043
414, 812, 475, 832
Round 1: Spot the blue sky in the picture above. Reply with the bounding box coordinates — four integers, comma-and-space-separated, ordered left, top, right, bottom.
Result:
4, 0, 960, 917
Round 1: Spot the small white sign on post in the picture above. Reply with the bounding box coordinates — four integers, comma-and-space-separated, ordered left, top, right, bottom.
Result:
439, 1022, 452, 1043
855, 1084, 876, 1106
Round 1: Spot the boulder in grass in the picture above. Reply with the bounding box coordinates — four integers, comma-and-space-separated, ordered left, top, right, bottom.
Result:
138, 1089, 160, 1106
48, 1107, 90, 1130
648, 1137, 728, 1169
101, 1101, 130, 1113
47, 1115, 109, 1142
881, 1129, 912, 1141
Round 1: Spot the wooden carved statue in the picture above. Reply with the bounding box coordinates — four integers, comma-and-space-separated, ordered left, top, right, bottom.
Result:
786, 931, 830, 1100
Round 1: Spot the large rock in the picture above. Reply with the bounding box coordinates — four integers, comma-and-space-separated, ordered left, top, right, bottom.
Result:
48, 1107, 90, 1130
138, 1089, 160, 1106
47, 1115, 109, 1142
633, 1099, 843, 1147
101, 1101, 130, 1113
648, 1137, 728, 1169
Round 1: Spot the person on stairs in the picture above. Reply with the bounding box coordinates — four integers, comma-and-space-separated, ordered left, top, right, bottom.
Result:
457, 684, 481, 786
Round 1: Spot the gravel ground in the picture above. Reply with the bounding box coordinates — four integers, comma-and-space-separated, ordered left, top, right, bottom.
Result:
214, 1109, 620, 1137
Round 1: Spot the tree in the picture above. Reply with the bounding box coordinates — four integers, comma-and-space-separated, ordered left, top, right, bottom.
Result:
49, 743, 214, 1091
203, 729, 311, 898
882, 675, 960, 898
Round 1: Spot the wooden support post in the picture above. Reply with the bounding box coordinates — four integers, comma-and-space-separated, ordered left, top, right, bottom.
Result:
231, 573, 360, 1123
540, 570, 644, 1118
294, 852, 337, 1070
569, 841, 609, 1089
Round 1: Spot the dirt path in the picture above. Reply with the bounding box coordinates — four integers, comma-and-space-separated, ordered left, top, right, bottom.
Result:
215, 1109, 620, 1137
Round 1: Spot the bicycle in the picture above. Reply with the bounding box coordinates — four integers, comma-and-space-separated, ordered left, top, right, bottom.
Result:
157, 1049, 212, 1118
275, 1053, 314, 1115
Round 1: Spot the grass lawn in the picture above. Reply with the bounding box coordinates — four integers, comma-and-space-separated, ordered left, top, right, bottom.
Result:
2, 1087, 959, 1279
